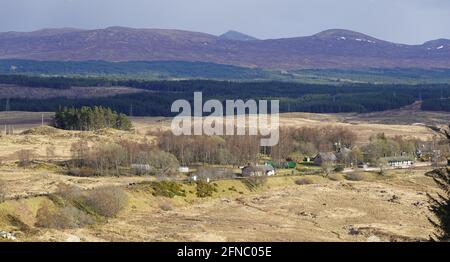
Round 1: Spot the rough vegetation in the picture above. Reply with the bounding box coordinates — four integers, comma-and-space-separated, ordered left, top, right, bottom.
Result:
295, 177, 316, 185
149, 181, 186, 198
344, 172, 375, 182
35, 184, 128, 229
0, 180, 5, 203
83, 187, 128, 218
196, 181, 218, 198
241, 176, 268, 191
35, 203, 94, 229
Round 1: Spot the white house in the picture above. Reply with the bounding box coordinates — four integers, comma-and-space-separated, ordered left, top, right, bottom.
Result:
383, 157, 414, 169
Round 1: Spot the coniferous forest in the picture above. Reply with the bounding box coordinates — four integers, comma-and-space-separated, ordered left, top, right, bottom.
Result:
54, 106, 132, 131
1, 74, 450, 116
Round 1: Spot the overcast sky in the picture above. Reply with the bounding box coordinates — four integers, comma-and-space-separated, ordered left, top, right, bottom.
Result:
0, 0, 449, 44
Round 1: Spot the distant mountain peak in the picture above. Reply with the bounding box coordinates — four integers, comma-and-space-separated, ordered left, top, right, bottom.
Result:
219, 30, 259, 41
313, 29, 378, 41
423, 38, 450, 47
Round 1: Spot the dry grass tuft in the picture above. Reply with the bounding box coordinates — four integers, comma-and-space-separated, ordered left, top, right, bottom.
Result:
295, 177, 316, 185
159, 202, 173, 211
328, 173, 345, 181
344, 172, 374, 181
21, 126, 61, 136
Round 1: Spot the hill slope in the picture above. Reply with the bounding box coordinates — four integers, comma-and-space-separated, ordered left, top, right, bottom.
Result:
1, 27, 450, 69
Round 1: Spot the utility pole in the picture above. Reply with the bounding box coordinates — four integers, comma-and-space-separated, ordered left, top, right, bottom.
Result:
41, 113, 44, 126
5, 98, 10, 112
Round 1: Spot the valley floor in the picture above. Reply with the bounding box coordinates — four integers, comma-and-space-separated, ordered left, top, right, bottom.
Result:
0, 168, 439, 242
0, 109, 448, 242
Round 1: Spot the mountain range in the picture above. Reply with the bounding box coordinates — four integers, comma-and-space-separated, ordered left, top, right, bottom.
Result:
0, 27, 449, 70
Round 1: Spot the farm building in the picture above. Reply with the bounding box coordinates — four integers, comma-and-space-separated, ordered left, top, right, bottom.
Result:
313, 152, 337, 166
383, 157, 414, 168
241, 165, 276, 177
178, 166, 190, 173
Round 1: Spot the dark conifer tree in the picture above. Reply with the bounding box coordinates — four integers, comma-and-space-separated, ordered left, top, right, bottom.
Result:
427, 125, 450, 241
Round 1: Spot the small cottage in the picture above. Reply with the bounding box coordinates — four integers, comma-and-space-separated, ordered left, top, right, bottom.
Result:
241, 165, 276, 177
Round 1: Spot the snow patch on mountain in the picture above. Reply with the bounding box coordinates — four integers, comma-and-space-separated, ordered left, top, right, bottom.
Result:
355, 38, 376, 43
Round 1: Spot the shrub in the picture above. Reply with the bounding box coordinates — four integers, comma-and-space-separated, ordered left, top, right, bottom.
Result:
344, 172, 372, 181
334, 165, 345, 172
159, 202, 173, 211
0, 180, 5, 203
6, 214, 33, 233
196, 181, 217, 198
328, 173, 344, 181
67, 167, 97, 177
228, 186, 237, 192
150, 181, 186, 198
295, 177, 316, 185
55, 183, 83, 201
241, 176, 268, 191
46, 145, 56, 160
83, 187, 128, 218
35, 202, 93, 229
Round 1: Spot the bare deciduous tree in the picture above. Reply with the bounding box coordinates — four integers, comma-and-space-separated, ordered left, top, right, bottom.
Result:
17, 149, 35, 167
321, 161, 334, 177
46, 145, 56, 161
70, 140, 89, 167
